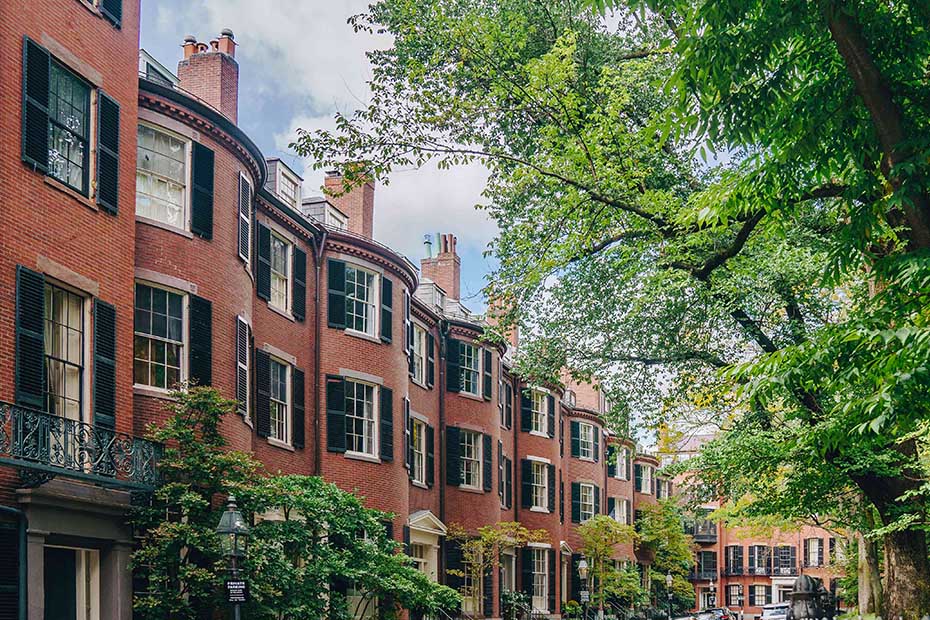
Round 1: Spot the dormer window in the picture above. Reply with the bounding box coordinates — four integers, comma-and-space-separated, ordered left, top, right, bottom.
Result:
278, 171, 300, 209
325, 205, 348, 230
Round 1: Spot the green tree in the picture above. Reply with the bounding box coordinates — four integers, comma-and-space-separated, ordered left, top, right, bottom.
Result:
447, 521, 547, 614
576, 515, 639, 615
298, 0, 930, 614
133, 387, 460, 620
636, 501, 695, 615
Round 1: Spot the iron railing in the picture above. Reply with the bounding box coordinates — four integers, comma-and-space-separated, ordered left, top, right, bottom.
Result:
688, 569, 717, 581
772, 566, 799, 576
722, 566, 744, 576
0, 402, 160, 490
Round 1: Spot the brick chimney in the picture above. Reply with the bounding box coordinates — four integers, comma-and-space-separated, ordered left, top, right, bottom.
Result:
323, 168, 374, 238
421, 233, 461, 300
177, 29, 239, 123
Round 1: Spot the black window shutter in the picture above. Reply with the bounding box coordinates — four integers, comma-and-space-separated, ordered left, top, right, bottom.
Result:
292, 367, 305, 449
482, 348, 492, 400
380, 276, 393, 343
12, 263, 51, 405
92, 299, 116, 429
520, 459, 532, 509
593, 485, 601, 515
520, 548, 534, 597
426, 424, 435, 487
22, 37, 50, 173
570, 421, 580, 458
403, 525, 411, 556
571, 482, 581, 523
498, 440, 504, 498
483, 565, 493, 617
404, 398, 412, 471
634, 463, 642, 492
256, 222, 272, 300
505, 384, 513, 428
0, 524, 20, 616
547, 464, 556, 513
482, 433, 492, 491
326, 375, 347, 452
607, 446, 617, 478
190, 142, 214, 239
626, 501, 632, 526
95, 91, 120, 214
446, 539, 464, 591
446, 337, 461, 392
404, 290, 412, 368
236, 317, 249, 417
188, 295, 212, 387
238, 175, 252, 262
546, 394, 555, 437
255, 349, 271, 438
426, 333, 436, 387
446, 426, 461, 486
100, 0, 122, 27
497, 360, 504, 418
520, 390, 532, 432
548, 549, 556, 613
819, 538, 825, 566
327, 259, 346, 328
380, 387, 394, 461
608, 497, 616, 520
291, 246, 307, 321
570, 554, 581, 602
593, 430, 600, 462
506, 458, 513, 508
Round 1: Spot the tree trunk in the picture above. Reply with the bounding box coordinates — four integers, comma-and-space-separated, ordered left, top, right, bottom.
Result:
882, 528, 930, 620
857, 530, 882, 615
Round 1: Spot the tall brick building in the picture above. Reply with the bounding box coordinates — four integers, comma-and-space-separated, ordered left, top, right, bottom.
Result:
0, 3, 839, 620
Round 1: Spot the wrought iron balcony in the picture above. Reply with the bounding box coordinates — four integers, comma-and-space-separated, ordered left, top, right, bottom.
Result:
748, 566, 772, 576
772, 566, 799, 576
688, 569, 718, 581
685, 519, 718, 543
0, 402, 160, 490
723, 566, 744, 576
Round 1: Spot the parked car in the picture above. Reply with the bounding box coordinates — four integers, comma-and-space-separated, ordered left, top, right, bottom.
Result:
698, 609, 738, 620
760, 603, 790, 620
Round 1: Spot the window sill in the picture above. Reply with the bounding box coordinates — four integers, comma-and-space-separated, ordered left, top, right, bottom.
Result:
44, 176, 97, 212
345, 451, 380, 464
133, 384, 177, 401
411, 480, 429, 490
345, 328, 382, 344
268, 303, 295, 322
267, 437, 294, 451
458, 485, 484, 494
136, 215, 193, 238
529, 430, 549, 439
577, 455, 595, 463
529, 506, 549, 513
76, 0, 103, 19
411, 377, 429, 391
458, 391, 484, 402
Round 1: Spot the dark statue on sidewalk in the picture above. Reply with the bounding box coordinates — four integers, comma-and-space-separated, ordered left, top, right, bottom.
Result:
787, 575, 836, 620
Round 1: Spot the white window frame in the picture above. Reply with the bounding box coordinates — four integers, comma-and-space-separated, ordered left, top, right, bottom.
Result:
276, 165, 301, 209
637, 464, 653, 494
345, 379, 378, 457
410, 543, 428, 575
43, 280, 89, 424
615, 498, 630, 525
411, 418, 426, 484
325, 204, 349, 229
530, 390, 548, 435
579, 483, 596, 523
460, 342, 481, 397
345, 264, 379, 338
750, 584, 768, 607
269, 231, 292, 313
268, 356, 291, 445
805, 538, 821, 567
238, 172, 252, 263
578, 422, 595, 460
531, 548, 549, 612
460, 430, 482, 489
530, 461, 548, 511
135, 122, 191, 231
132, 281, 187, 392
412, 323, 427, 385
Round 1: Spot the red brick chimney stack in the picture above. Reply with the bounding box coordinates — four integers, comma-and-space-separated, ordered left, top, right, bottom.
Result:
177, 29, 239, 124
421, 233, 461, 300
323, 168, 375, 239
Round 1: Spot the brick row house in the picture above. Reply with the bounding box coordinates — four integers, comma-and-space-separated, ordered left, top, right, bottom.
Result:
0, 2, 674, 619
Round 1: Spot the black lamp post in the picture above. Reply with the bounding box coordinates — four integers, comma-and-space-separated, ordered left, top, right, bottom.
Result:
216, 495, 250, 620
665, 572, 673, 620
578, 557, 589, 620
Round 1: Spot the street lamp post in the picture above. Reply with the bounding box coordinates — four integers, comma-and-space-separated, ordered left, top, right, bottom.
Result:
578, 558, 589, 620
216, 495, 250, 620
709, 579, 716, 608
665, 572, 673, 620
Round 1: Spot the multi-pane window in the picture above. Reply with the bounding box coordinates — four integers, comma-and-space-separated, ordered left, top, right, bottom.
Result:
773, 545, 796, 575
531, 391, 547, 433
530, 461, 547, 510
136, 124, 187, 227
278, 172, 299, 208
804, 538, 823, 567
411, 419, 426, 484
579, 483, 596, 522
749, 545, 771, 575
617, 447, 630, 480
412, 324, 427, 384
635, 464, 653, 494
578, 423, 595, 459
750, 584, 770, 607
615, 499, 630, 525
269, 233, 290, 310
44, 283, 84, 421
268, 358, 289, 443
48, 62, 90, 193
726, 584, 743, 607
460, 430, 482, 488
346, 265, 377, 335
346, 380, 376, 455
133, 283, 184, 389
532, 549, 549, 612
460, 343, 480, 396
410, 544, 427, 575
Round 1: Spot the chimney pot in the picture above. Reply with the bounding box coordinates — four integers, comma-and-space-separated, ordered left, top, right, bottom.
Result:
420, 232, 461, 299
217, 29, 237, 57
177, 33, 240, 123
220, 28, 235, 39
